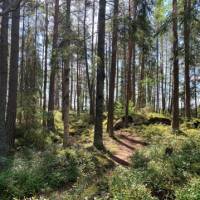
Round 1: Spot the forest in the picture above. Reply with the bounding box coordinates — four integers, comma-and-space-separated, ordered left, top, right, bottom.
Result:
0, 0, 200, 199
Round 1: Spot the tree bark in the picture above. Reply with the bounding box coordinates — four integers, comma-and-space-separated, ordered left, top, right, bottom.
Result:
94, 0, 106, 150
84, 0, 94, 122
43, 0, 49, 127
172, 0, 179, 131
63, 0, 71, 147
125, 0, 133, 127
161, 36, 165, 113
156, 37, 160, 112
107, 0, 119, 137
6, 3, 20, 149
47, 0, 59, 131
184, 0, 191, 120
0, 1, 9, 156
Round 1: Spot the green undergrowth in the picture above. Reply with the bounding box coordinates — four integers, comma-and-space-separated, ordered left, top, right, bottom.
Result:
2, 110, 200, 199
0, 111, 115, 200
0, 147, 114, 200
110, 123, 200, 200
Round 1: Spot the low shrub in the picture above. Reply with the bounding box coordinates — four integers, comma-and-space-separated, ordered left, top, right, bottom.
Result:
176, 178, 200, 200
109, 168, 157, 200
0, 148, 97, 200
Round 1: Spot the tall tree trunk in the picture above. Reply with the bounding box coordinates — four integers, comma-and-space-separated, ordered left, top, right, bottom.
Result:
193, 67, 198, 118
161, 36, 165, 113
76, 56, 80, 115
184, 0, 191, 120
116, 58, 119, 101
76, 15, 80, 116
132, 1, 137, 106
33, 0, 38, 92
94, 0, 106, 150
90, 0, 96, 121
43, 0, 49, 127
168, 59, 173, 113
125, 0, 133, 127
6, 3, 20, 149
138, 46, 145, 108
107, 0, 119, 136
63, 0, 71, 147
0, 1, 9, 156
19, 8, 25, 125
47, 0, 59, 131
55, 72, 61, 110
84, 0, 94, 122
156, 37, 160, 112
70, 60, 73, 110
165, 35, 168, 111
172, 0, 179, 131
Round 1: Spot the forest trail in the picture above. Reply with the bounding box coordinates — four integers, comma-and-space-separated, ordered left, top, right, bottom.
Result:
104, 130, 147, 166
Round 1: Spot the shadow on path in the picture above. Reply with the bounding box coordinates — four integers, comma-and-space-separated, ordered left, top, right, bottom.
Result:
105, 131, 146, 166
118, 134, 148, 146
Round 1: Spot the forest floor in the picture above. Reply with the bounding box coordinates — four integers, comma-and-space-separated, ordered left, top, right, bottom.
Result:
2, 111, 200, 200
104, 130, 147, 166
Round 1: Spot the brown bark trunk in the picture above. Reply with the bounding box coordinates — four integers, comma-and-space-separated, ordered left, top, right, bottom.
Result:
94, 0, 106, 150
6, 3, 20, 149
47, 0, 59, 131
107, 0, 119, 136
43, 0, 49, 127
125, 0, 133, 127
172, 0, 179, 131
156, 37, 160, 112
84, 0, 94, 122
161, 36, 165, 113
184, 0, 191, 120
63, 0, 71, 147
0, 1, 9, 156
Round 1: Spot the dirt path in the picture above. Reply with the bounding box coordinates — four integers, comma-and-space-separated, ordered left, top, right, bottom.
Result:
104, 130, 147, 166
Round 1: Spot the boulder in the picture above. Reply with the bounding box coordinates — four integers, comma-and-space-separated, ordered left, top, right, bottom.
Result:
192, 121, 200, 128
113, 115, 133, 130
146, 117, 171, 125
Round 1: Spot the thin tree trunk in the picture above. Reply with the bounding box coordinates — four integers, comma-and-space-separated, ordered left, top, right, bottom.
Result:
90, 0, 96, 121
156, 37, 160, 112
47, 0, 59, 131
63, 0, 71, 147
43, 0, 49, 127
132, 2, 137, 106
107, 0, 119, 136
19, 8, 25, 125
116, 58, 119, 101
161, 36, 165, 113
172, 0, 179, 131
184, 0, 191, 120
70, 58, 73, 110
125, 0, 133, 126
138, 46, 145, 108
84, 0, 94, 122
193, 67, 198, 118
